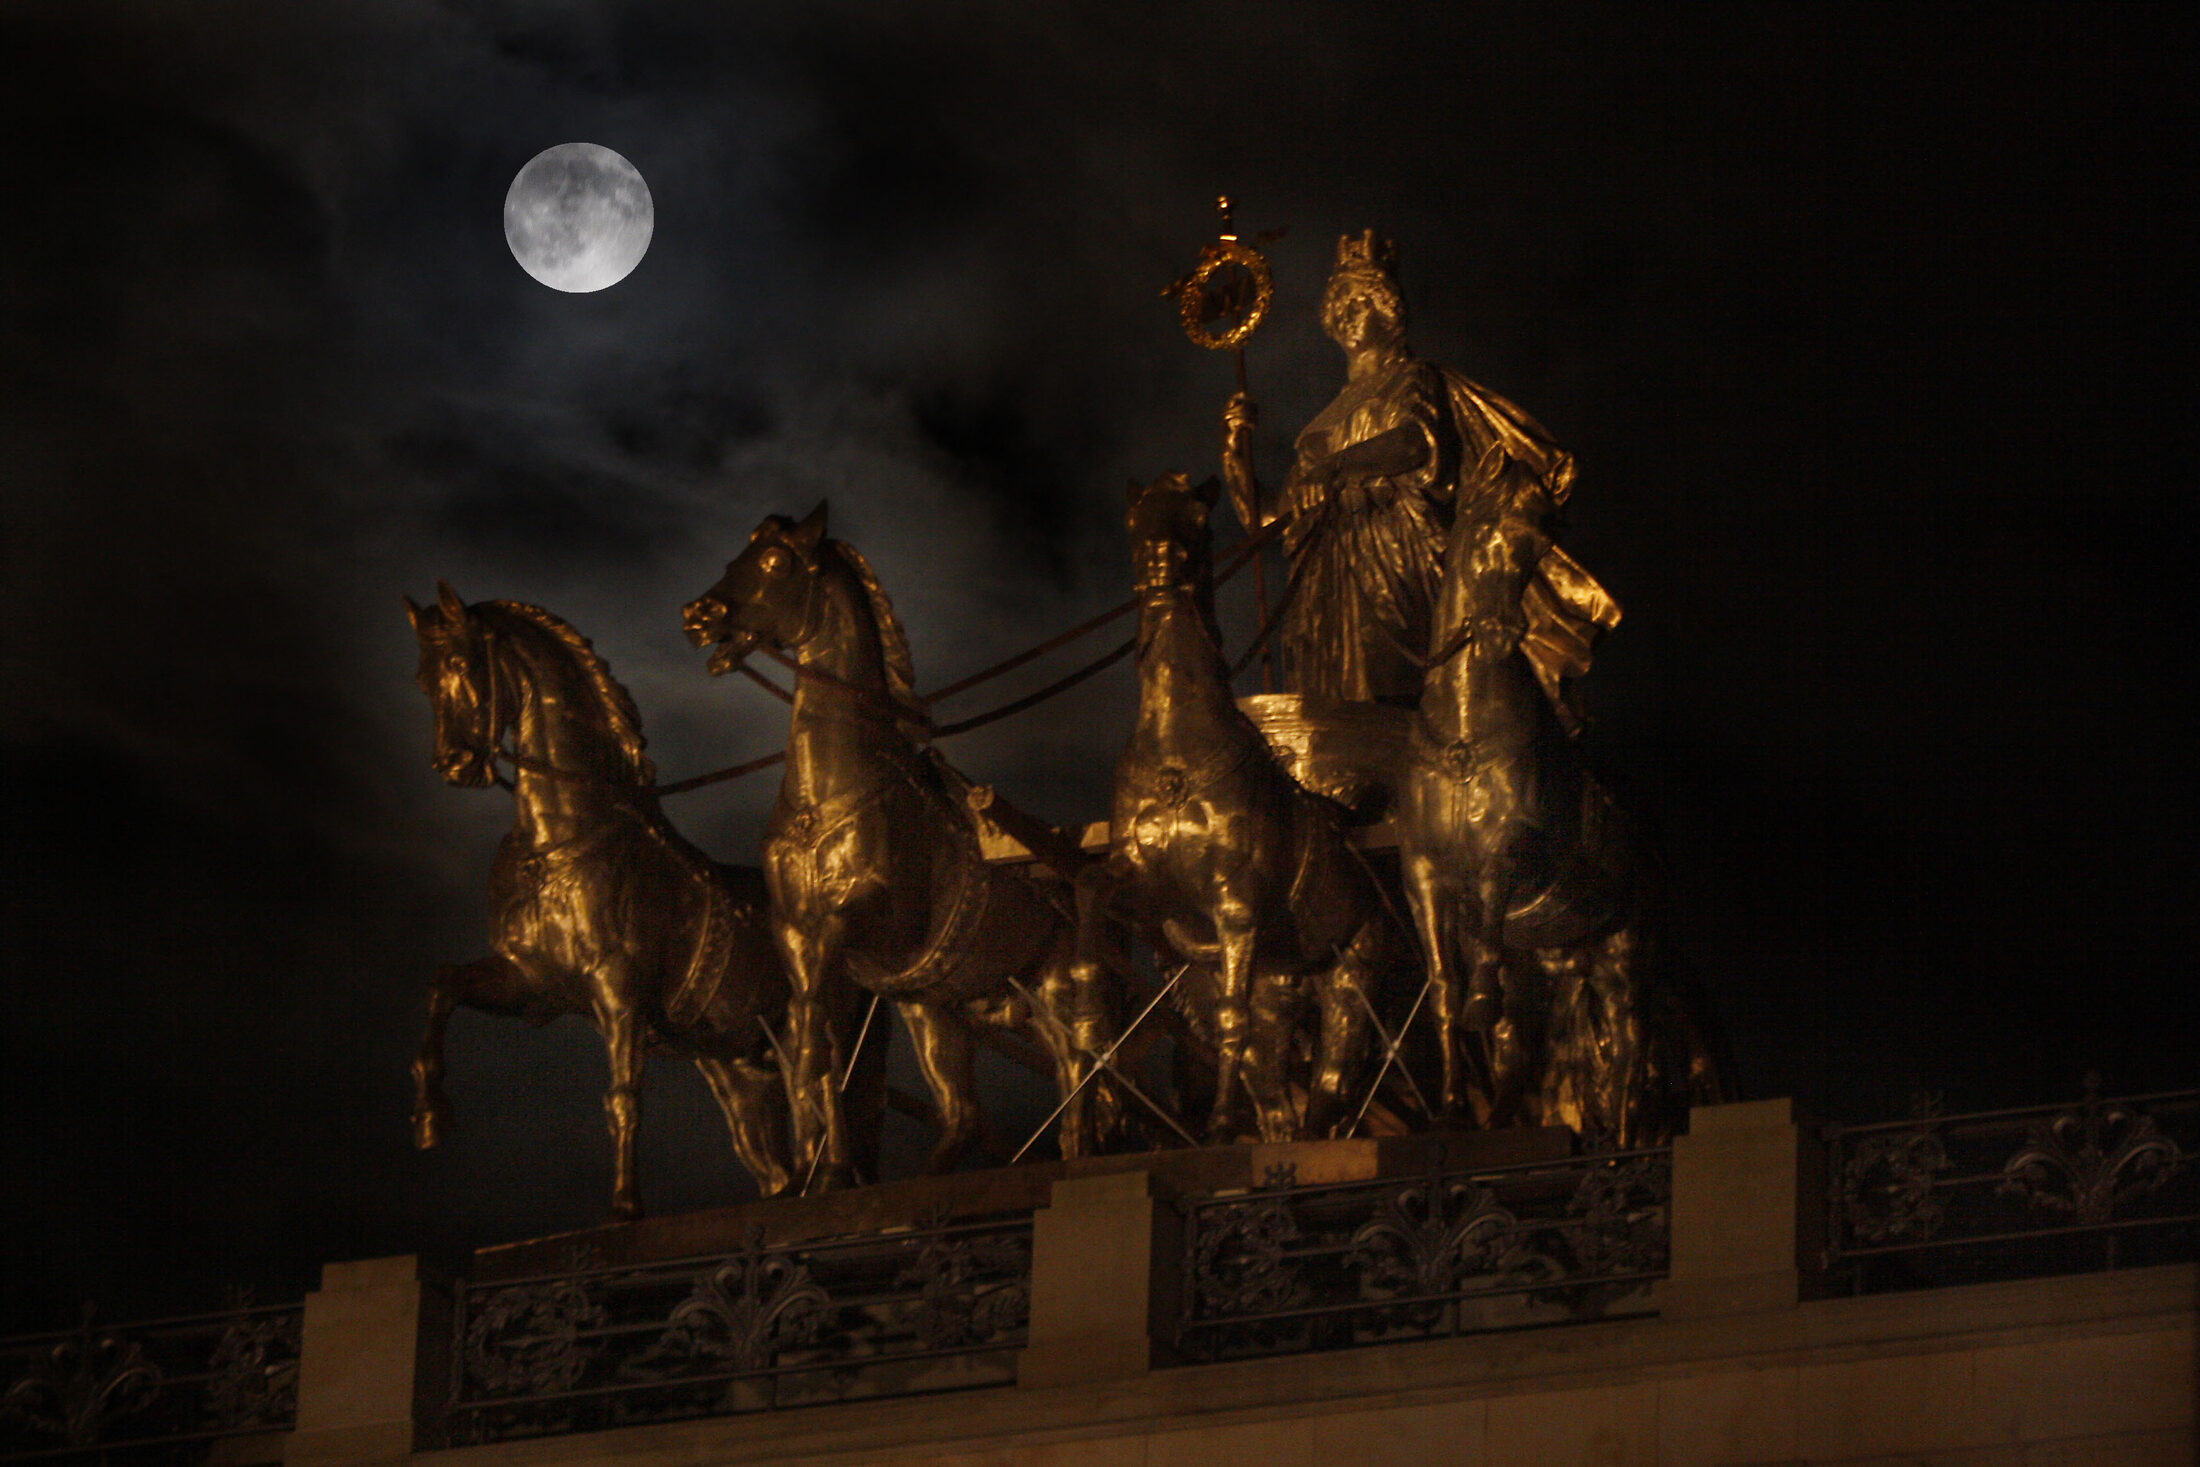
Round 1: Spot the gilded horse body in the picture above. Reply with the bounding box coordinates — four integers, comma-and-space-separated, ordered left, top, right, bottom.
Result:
408, 586, 793, 1218
1082, 474, 1387, 1143
682, 504, 1120, 1186
1396, 461, 1727, 1143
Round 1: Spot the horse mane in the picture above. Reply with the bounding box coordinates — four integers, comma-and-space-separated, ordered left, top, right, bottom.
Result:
481, 600, 657, 784
825, 539, 928, 721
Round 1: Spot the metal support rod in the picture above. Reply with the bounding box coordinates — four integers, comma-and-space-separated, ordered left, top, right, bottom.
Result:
1351, 977, 1435, 1121
1349, 970, 1436, 1138
1009, 966, 1190, 1163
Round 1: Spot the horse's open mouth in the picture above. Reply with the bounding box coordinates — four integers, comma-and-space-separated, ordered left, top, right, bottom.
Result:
682, 596, 754, 675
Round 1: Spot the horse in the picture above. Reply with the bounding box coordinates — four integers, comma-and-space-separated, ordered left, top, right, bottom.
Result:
406, 584, 793, 1218
681, 503, 1121, 1186
1394, 453, 1729, 1143
1073, 473, 1389, 1143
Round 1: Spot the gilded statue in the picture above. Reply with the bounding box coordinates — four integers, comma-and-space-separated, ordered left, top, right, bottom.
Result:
407, 584, 794, 1218
1394, 414, 1733, 1141
1077, 473, 1390, 1143
402, 222, 1738, 1201
681, 504, 1125, 1187
1220, 230, 1620, 725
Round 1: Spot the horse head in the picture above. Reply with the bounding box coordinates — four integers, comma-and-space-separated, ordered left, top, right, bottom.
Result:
406, 581, 503, 789
1126, 472, 1219, 617
683, 500, 831, 676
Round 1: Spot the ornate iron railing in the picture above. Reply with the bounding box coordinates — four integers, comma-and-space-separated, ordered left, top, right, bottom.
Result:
1173, 1149, 1671, 1364
0, 1300, 301, 1463
1824, 1079, 2199, 1294
447, 1212, 1033, 1444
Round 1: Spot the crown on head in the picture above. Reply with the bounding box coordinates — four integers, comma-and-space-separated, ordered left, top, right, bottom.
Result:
1331, 228, 1399, 284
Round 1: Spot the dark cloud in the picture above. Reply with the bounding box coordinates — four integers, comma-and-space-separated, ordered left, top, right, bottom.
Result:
3, 1, 2195, 1330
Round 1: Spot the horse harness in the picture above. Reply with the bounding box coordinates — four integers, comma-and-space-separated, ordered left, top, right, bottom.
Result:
771, 741, 1011, 998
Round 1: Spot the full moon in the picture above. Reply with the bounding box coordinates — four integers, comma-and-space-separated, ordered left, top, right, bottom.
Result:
504, 143, 654, 293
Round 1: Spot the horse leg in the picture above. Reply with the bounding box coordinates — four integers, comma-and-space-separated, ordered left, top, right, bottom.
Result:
1403, 853, 1476, 1123
1463, 858, 1513, 1031
1534, 945, 1595, 1137
1484, 961, 1538, 1131
1593, 927, 1647, 1147
1244, 966, 1301, 1142
1307, 928, 1380, 1139
592, 977, 646, 1222
899, 1000, 982, 1173
1071, 854, 1129, 988
1032, 940, 1123, 1157
695, 1055, 792, 1199
1206, 887, 1259, 1144
774, 916, 854, 1191
411, 956, 526, 1148
410, 964, 463, 1149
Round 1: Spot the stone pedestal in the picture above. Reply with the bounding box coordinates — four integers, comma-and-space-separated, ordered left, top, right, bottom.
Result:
1017, 1168, 1185, 1387
1663, 1096, 1826, 1318
284, 1255, 451, 1467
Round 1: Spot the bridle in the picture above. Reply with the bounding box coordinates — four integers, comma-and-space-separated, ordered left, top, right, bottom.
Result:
441, 617, 643, 792
740, 527, 935, 731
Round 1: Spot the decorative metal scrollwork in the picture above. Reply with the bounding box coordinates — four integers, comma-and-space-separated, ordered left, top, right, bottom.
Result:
652, 1243, 832, 1374
1176, 1151, 1673, 1365
1, 1309, 164, 1449
1823, 1082, 2197, 1294
898, 1226, 1030, 1352
1563, 1155, 1671, 1278
449, 1215, 1035, 1443
1347, 1175, 1544, 1299
204, 1307, 302, 1430
2000, 1076, 2185, 1226
1188, 1197, 1302, 1317
1838, 1120, 1952, 1245
464, 1278, 605, 1397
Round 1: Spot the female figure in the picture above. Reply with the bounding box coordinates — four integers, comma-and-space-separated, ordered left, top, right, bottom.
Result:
1221, 230, 1618, 724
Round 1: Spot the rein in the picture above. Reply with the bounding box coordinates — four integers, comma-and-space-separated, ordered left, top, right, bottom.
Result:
1226, 500, 1331, 679
488, 512, 1301, 802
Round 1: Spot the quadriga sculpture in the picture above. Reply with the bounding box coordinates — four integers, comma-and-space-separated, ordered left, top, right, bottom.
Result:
1079, 473, 1390, 1143
1395, 453, 1730, 1143
407, 584, 793, 1218
681, 504, 1122, 1187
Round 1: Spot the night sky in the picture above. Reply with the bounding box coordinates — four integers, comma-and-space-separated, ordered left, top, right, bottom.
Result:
3, 4, 2192, 1331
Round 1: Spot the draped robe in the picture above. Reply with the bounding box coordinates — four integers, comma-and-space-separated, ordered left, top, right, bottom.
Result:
1276, 356, 1620, 725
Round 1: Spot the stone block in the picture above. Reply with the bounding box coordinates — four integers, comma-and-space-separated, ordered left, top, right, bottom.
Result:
1485, 1380, 1657, 1466
1018, 1169, 1182, 1388
1148, 1417, 1316, 1467
1665, 1098, 1824, 1318
2021, 1428, 2199, 1465
1793, 1345, 1980, 1459
1309, 1397, 1486, 1465
1656, 1363, 1799, 1463
285, 1255, 450, 1467
1972, 1326, 2196, 1444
